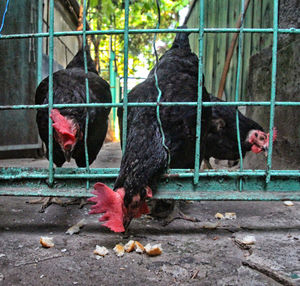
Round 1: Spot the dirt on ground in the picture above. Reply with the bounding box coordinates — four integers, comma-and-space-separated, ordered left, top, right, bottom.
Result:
0, 143, 299, 285
0, 198, 299, 286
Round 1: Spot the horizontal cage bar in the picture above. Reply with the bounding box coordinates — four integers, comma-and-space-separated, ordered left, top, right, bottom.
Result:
0, 28, 299, 40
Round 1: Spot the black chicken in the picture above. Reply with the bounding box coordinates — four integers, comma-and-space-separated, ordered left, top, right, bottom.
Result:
204, 95, 277, 169
89, 27, 212, 232
36, 48, 111, 167
33, 47, 111, 211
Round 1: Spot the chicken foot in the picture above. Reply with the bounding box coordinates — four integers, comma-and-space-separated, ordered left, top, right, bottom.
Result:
150, 200, 200, 226
161, 202, 201, 226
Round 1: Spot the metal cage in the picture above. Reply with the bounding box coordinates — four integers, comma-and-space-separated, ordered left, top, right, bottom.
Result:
0, 0, 299, 201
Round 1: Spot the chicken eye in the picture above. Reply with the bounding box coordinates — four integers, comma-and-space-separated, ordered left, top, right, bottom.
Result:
255, 132, 258, 137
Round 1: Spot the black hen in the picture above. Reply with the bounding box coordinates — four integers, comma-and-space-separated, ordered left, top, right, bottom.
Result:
36, 48, 112, 167
204, 95, 277, 167
88, 27, 212, 232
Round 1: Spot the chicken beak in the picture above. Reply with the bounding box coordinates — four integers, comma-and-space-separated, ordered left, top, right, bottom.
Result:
64, 150, 72, 162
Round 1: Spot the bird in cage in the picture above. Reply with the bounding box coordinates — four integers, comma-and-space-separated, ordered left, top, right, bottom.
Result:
88, 25, 212, 232
203, 94, 277, 169
32, 47, 111, 211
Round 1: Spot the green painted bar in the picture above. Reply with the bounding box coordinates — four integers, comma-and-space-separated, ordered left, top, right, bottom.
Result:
36, 0, 43, 86
1, 187, 299, 201
109, 50, 116, 129
83, 0, 90, 190
266, 0, 279, 184
193, 0, 205, 185
234, 0, 245, 191
0, 177, 299, 198
121, 0, 130, 151
48, 0, 55, 186
1, 167, 299, 180
1, 101, 299, 111
1, 28, 299, 40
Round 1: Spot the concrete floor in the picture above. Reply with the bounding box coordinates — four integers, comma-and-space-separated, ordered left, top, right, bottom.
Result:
0, 142, 299, 285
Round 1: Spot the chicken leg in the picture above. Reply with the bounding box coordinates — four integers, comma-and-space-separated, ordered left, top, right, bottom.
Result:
150, 200, 200, 226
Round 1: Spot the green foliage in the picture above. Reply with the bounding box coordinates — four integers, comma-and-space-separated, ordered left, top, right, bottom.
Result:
86, 0, 189, 80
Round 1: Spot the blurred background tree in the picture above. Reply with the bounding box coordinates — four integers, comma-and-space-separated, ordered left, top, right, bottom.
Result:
77, 0, 189, 80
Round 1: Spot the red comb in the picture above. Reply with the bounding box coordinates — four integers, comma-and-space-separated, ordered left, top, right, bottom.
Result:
50, 109, 75, 141
88, 183, 126, 233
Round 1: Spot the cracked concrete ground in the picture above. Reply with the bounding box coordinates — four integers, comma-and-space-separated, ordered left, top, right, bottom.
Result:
0, 143, 299, 286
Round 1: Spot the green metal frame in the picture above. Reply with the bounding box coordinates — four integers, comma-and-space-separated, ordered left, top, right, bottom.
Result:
0, 0, 299, 200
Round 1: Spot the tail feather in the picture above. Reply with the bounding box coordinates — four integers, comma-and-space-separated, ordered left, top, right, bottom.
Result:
66, 46, 98, 74
171, 25, 191, 50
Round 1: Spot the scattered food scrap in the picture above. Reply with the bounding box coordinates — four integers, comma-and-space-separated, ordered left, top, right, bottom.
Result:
124, 240, 135, 253
66, 219, 87, 235
94, 245, 109, 257
215, 212, 224, 219
40, 236, 54, 248
100, 241, 162, 258
236, 235, 256, 246
113, 244, 125, 257
134, 241, 145, 254
225, 212, 237, 220
283, 201, 294, 207
144, 243, 163, 256
202, 222, 220, 229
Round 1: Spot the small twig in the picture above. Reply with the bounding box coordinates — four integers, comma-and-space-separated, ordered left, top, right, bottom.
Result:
14, 254, 63, 267
190, 270, 200, 280
242, 259, 296, 286
233, 239, 253, 255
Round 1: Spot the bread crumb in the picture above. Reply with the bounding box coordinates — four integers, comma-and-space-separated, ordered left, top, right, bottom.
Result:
40, 237, 54, 248
113, 244, 125, 257
284, 201, 294, 206
134, 241, 145, 254
93, 245, 109, 257
215, 213, 224, 219
225, 212, 237, 220
124, 240, 135, 253
144, 243, 162, 256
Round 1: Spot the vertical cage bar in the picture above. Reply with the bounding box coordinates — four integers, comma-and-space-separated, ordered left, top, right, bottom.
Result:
109, 38, 116, 131
193, 0, 205, 185
82, 0, 90, 190
266, 0, 279, 184
48, 0, 54, 186
36, 0, 43, 86
121, 0, 130, 152
234, 0, 245, 191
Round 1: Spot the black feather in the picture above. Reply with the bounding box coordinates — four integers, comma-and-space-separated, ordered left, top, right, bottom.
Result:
35, 48, 112, 167
116, 28, 212, 206
205, 95, 264, 161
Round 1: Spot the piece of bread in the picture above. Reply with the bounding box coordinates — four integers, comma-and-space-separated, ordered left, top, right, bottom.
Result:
124, 240, 135, 253
93, 245, 109, 257
144, 243, 162, 256
134, 241, 145, 254
40, 237, 54, 248
113, 244, 125, 257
